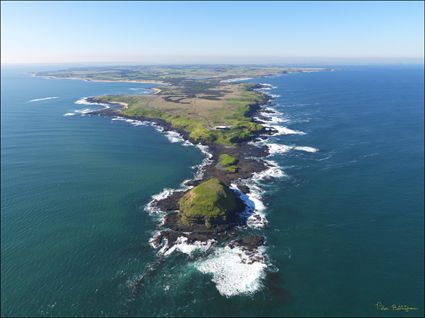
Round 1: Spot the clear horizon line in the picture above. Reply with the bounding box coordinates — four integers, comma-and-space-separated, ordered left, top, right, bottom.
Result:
2, 58, 424, 66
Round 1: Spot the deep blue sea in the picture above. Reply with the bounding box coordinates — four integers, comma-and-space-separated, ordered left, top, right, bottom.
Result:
1, 65, 424, 317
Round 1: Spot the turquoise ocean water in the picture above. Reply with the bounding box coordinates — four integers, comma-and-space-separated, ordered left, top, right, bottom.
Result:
1, 65, 423, 316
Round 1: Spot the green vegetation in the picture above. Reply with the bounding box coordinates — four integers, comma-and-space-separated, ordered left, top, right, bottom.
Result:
39, 65, 329, 229
36, 65, 326, 86
178, 178, 240, 227
39, 65, 326, 148
219, 154, 238, 173
219, 154, 237, 166
95, 82, 266, 145
35, 65, 303, 84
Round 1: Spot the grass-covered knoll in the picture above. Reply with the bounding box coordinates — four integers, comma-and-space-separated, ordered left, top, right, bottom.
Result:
178, 178, 240, 227
219, 154, 237, 166
96, 83, 266, 145
219, 154, 238, 173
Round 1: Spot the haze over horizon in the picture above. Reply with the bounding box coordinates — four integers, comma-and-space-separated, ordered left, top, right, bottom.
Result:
1, 1, 424, 65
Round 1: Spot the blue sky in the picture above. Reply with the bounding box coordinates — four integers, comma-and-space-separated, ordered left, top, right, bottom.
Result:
1, 1, 424, 64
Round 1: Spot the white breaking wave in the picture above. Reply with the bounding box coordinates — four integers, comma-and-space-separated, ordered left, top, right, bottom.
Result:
231, 159, 286, 229
266, 144, 293, 154
253, 102, 305, 136
160, 236, 215, 256
253, 83, 278, 96
267, 93, 281, 98
196, 245, 267, 297
75, 97, 94, 105
254, 114, 288, 125
259, 83, 277, 89
164, 130, 185, 143
294, 146, 319, 153
267, 143, 319, 155
231, 182, 267, 228
149, 231, 163, 249
74, 108, 93, 116
29, 96, 59, 102
75, 97, 109, 107
192, 144, 213, 181
270, 125, 305, 136
112, 116, 148, 126
255, 159, 286, 180
111, 117, 188, 147
63, 97, 111, 117
267, 115, 287, 124
145, 188, 175, 214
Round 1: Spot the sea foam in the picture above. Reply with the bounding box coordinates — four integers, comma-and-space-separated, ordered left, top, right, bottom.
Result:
63, 97, 111, 117
270, 125, 306, 136
196, 245, 267, 297
161, 236, 215, 256
267, 143, 319, 155
145, 188, 175, 215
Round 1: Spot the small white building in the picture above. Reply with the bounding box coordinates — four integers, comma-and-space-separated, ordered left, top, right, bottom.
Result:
214, 125, 232, 130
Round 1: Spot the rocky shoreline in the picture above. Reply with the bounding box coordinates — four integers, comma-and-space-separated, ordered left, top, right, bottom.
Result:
87, 84, 278, 252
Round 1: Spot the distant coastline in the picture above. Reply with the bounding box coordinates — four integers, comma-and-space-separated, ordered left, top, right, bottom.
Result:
33, 73, 169, 85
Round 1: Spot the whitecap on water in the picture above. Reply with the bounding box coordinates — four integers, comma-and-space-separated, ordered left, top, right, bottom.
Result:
255, 114, 288, 125
230, 158, 286, 229
195, 245, 267, 297
145, 188, 175, 214
266, 144, 293, 154
230, 182, 267, 228
270, 125, 306, 136
164, 130, 185, 143
112, 116, 147, 126
63, 97, 112, 117
75, 97, 110, 108
294, 146, 319, 153
255, 159, 286, 180
74, 108, 93, 116
253, 103, 304, 136
266, 143, 319, 154
28, 96, 59, 102
161, 236, 215, 256
259, 83, 277, 89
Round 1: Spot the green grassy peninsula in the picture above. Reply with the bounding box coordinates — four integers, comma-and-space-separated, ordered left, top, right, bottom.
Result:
40, 65, 328, 233
96, 83, 266, 145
